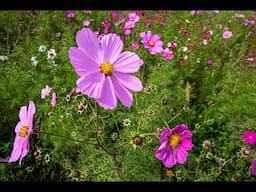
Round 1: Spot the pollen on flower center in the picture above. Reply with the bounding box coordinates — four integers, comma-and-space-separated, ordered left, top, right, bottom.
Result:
148, 40, 154, 47
169, 133, 181, 148
100, 62, 114, 76
19, 125, 29, 138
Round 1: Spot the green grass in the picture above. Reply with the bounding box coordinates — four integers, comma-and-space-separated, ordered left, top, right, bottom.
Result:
0, 10, 256, 181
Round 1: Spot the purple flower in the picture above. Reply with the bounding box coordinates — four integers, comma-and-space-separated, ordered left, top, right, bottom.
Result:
68, 28, 143, 109
110, 11, 119, 19
251, 160, 256, 176
131, 42, 140, 50
223, 31, 232, 39
0, 101, 35, 164
66, 11, 75, 19
55, 32, 61, 38
140, 31, 163, 55
243, 131, 256, 145
161, 48, 174, 60
51, 92, 57, 106
41, 85, 52, 99
207, 59, 214, 65
155, 124, 193, 168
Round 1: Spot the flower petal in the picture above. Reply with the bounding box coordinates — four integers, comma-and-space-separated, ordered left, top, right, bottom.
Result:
96, 76, 117, 110
173, 124, 188, 134
155, 141, 168, 160
180, 139, 193, 151
180, 130, 193, 140
19, 106, 28, 125
101, 33, 123, 63
113, 51, 141, 73
160, 128, 171, 144
111, 78, 133, 107
151, 34, 160, 42
175, 146, 188, 164
113, 72, 142, 92
15, 121, 23, 133
28, 101, 35, 133
69, 47, 100, 76
163, 148, 177, 168
76, 28, 103, 63
19, 139, 30, 165
77, 73, 105, 99
8, 137, 24, 163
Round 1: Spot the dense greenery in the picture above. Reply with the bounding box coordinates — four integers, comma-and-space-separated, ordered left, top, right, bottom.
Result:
0, 10, 256, 181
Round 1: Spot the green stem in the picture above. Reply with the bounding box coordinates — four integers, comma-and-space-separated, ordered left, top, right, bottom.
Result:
37, 131, 95, 145
168, 104, 186, 124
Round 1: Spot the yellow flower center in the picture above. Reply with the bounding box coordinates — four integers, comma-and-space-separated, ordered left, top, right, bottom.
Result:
19, 125, 29, 138
166, 170, 174, 177
100, 62, 114, 76
168, 133, 181, 148
148, 40, 154, 47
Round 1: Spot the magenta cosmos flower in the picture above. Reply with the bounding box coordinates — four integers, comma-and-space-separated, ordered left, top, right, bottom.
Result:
140, 31, 163, 55
0, 101, 35, 165
41, 85, 51, 99
155, 124, 193, 168
243, 131, 256, 145
69, 28, 143, 109
251, 160, 256, 176
222, 30, 232, 39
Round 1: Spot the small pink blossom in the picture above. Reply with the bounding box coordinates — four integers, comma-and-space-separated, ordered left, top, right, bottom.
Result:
167, 42, 177, 49
123, 28, 131, 35
140, 31, 163, 55
236, 14, 245, 18
222, 31, 232, 39
161, 48, 174, 60
145, 18, 150, 26
128, 12, 140, 23
0, 101, 36, 165
51, 92, 57, 107
55, 32, 61, 38
131, 42, 140, 50
124, 20, 136, 29
82, 20, 91, 27
207, 59, 214, 65
243, 131, 256, 145
84, 10, 92, 14
41, 85, 52, 99
66, 11, 75, 19
110, 11, 119, 19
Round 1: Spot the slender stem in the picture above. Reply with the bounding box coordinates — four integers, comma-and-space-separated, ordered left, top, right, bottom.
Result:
37, 131, 95, 145
168, 104, 186, 124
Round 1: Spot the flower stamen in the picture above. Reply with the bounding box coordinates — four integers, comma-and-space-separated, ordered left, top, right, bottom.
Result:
100, 62, 114, 76
148, 40, 154, 47
169, 133, 181, 148
19, 125, 29, 138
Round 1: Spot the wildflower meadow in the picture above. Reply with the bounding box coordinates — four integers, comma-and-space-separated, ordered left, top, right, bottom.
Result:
0, 10, 256, 182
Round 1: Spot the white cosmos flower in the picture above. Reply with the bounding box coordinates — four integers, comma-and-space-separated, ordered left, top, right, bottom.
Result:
0, 55, 8, 61
39, 45, 47, 52
47, 49, 56, 60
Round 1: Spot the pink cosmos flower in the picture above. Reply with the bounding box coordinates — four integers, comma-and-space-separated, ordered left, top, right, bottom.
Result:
68, 28, 143, 109
145, 18, 150, 26
140, 31, 163, 55
251, 160, 256, 176
243, 131, 256, 145
128, 12, 140, 23
222, 31, 232, 39
82, 20, 91, 27
207, 59, 214, 65
66, 11, 75, 19
51, 92, 57, 106
155, 124, 193, 168
161, 48, 174, 60
131, 42, 140, 50
123, 28, 131, 35
110, 11, 119, 19
41, 85, 52, 99
0, 101, 35, 165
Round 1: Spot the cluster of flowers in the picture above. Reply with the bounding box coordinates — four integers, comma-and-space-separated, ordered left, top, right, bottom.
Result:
243, 131, 256, 176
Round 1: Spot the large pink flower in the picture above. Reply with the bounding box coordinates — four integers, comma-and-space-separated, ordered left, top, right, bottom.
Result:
0, 101, 35, 165
69, 28, 143, 110
140, 31, 163, 55
155, 124, 193, 168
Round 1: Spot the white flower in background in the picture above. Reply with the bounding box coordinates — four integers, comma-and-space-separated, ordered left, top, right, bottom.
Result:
203, 39, 208, 45
185, 19, 190, 23
47, 49, 56, 60
39, 45, 47, 52
184, 55, 188, 60
52, 60, 58, 67
31, 56, 38, 67
197, 58, 201, 63
0, 55, 8, 61
182, 47, 188, 52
